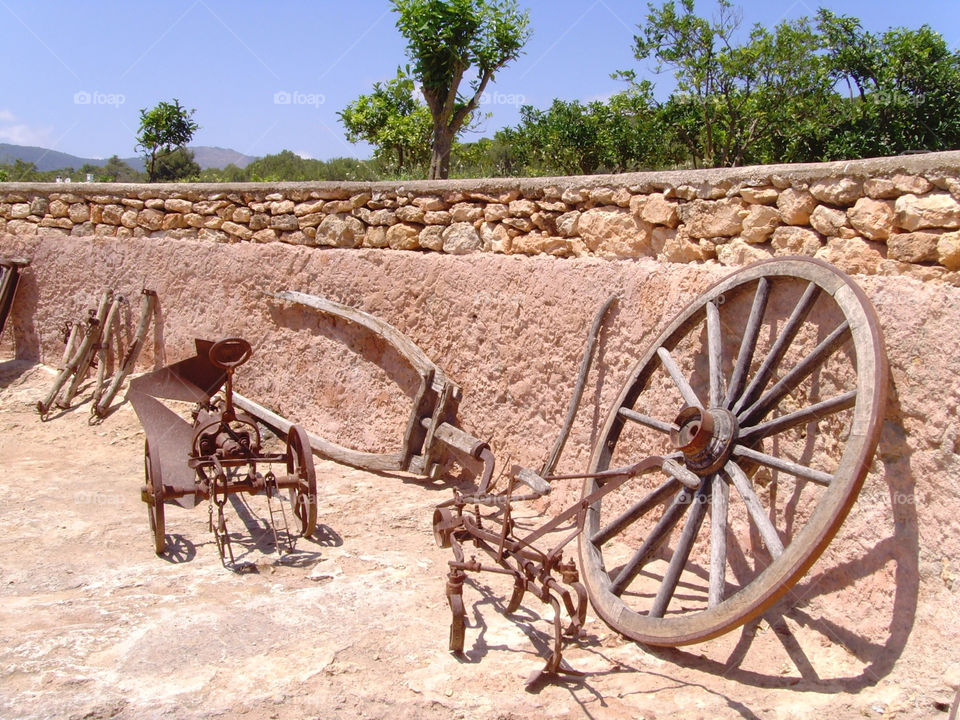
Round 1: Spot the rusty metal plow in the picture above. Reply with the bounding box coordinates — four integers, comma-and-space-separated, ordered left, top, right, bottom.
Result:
127, 337, 317, 569
433, 457, 671, 686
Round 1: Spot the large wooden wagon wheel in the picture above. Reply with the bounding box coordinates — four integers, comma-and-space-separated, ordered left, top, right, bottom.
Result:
579, 257, 887, 646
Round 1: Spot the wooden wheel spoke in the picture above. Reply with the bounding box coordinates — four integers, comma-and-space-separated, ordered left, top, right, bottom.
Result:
618, 406, 676, 434
738, 321, 851, 426
725, 276, 770, 408
732, 444, 833, 486
739, 390, 857, 442
732, 281, 821, 415
590, 477, 681, 546
725, 461, 784, 559
611, 488, 692, 596
656, 346, 702, 409
650, 488, 709, 618
708, 473, 729, 607
706, 300, 725, 408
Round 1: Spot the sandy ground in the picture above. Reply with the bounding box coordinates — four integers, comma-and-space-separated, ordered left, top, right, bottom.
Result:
1, 357, 957, 720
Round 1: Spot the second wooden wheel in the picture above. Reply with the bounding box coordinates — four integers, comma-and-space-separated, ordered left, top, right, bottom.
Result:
579, 257, 887, 646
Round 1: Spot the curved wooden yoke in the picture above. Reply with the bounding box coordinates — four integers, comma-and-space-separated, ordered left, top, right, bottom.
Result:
239, 290, 482, 478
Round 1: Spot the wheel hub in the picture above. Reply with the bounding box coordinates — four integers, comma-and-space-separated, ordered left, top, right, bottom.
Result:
670, 406, 738, 476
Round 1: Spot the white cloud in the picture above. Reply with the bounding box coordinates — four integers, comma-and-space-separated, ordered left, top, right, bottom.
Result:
0, 110, 55, 147
294, 150, 314, 160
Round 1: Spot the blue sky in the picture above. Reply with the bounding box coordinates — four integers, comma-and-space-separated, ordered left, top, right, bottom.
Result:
1, 0, 959, 162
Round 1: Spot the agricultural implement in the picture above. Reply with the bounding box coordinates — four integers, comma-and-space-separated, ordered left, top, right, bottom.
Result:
37, 288, 156, 418
127, 337, 317, 567
126, 256, 887, 684
428, 257, 887, 685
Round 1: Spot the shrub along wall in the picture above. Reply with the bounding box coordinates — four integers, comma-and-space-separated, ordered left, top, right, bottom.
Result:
2, 151, 960, 283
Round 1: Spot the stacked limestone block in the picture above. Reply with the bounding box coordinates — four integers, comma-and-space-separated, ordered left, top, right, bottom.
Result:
3, 153, 960, 282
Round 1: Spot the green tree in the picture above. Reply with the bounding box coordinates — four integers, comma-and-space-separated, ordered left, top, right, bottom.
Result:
135, 99, 199, 182
496, 85, 672, 175
448, 135, 525, 177
9, 159, 39, 181
78, 163, 102, 181
152, 147, 201, 182
392, 0, 531, 179
629, 0, 833, 167
817, 11, 960, 158
339, 69, 433, 174
99, 155, 140, 182
241, 150, 382, 182
198, 163, 248, 183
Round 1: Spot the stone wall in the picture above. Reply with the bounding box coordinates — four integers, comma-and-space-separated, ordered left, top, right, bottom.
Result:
2, 151, 960, 282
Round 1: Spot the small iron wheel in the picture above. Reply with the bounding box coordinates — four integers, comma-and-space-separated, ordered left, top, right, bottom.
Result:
286, 425, 317, 537
144, 440, 166, 555
579, 257, 888, 646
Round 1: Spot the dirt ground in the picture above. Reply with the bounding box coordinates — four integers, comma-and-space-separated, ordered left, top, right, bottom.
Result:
0, 357, 957, 720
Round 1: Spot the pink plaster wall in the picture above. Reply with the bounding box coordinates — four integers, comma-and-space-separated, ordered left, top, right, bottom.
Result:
2, 230, 959, 665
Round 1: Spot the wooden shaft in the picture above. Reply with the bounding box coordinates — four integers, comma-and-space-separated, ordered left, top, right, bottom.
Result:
94, 290, 156, 417
59, 291, 112, 407
38, 294, 109, 414
541, 295, 616, 477
61, 322, 81, 368
91, 295, 125, 408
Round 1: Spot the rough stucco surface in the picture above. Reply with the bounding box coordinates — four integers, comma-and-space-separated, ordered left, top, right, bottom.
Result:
1, 231, 959, 703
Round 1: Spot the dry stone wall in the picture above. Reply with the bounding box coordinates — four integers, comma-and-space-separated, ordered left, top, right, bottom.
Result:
3, 151, 960, 283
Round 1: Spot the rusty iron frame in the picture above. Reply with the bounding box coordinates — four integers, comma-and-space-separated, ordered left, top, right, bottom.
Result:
128, 337, 317, 567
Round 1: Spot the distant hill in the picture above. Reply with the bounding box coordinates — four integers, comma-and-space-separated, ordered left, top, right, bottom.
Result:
190, 146, 256, 170
0, 143, 257, 172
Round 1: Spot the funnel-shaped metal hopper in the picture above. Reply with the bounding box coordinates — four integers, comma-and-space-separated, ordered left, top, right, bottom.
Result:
127, 339, 228, 508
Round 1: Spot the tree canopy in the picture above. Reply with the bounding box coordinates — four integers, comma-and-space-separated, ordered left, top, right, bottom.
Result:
817, 9, 960, 158
391, 0, 531, 178
620, 0, 960, 169
339, 68, 433, 175
135, 99, 200, 182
